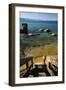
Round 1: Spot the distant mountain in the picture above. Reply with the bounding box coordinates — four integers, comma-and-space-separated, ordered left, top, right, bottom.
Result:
20, 18, 57, 23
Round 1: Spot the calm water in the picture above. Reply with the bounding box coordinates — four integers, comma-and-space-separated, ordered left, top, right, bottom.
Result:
20, 18, 58, 48
20, 18, 58, 33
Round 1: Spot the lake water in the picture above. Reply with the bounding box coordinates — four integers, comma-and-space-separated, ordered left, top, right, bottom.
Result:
20, 18, 58, 49
20, 18, 58, 33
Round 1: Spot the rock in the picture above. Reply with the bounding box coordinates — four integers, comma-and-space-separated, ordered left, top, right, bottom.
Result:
39, 28, 51, 33
51, 33, 57, 36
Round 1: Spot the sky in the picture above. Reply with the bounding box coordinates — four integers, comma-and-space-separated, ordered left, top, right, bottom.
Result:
20, 12, 58, 21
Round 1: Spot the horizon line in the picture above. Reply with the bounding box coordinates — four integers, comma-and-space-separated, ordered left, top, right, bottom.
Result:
20, 18, 58, 21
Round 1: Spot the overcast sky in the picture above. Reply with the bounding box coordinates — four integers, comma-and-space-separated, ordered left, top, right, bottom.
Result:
20, 12, 58, 21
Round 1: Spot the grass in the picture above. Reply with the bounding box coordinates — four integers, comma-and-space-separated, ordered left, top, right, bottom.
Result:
25, 43, 57, 57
